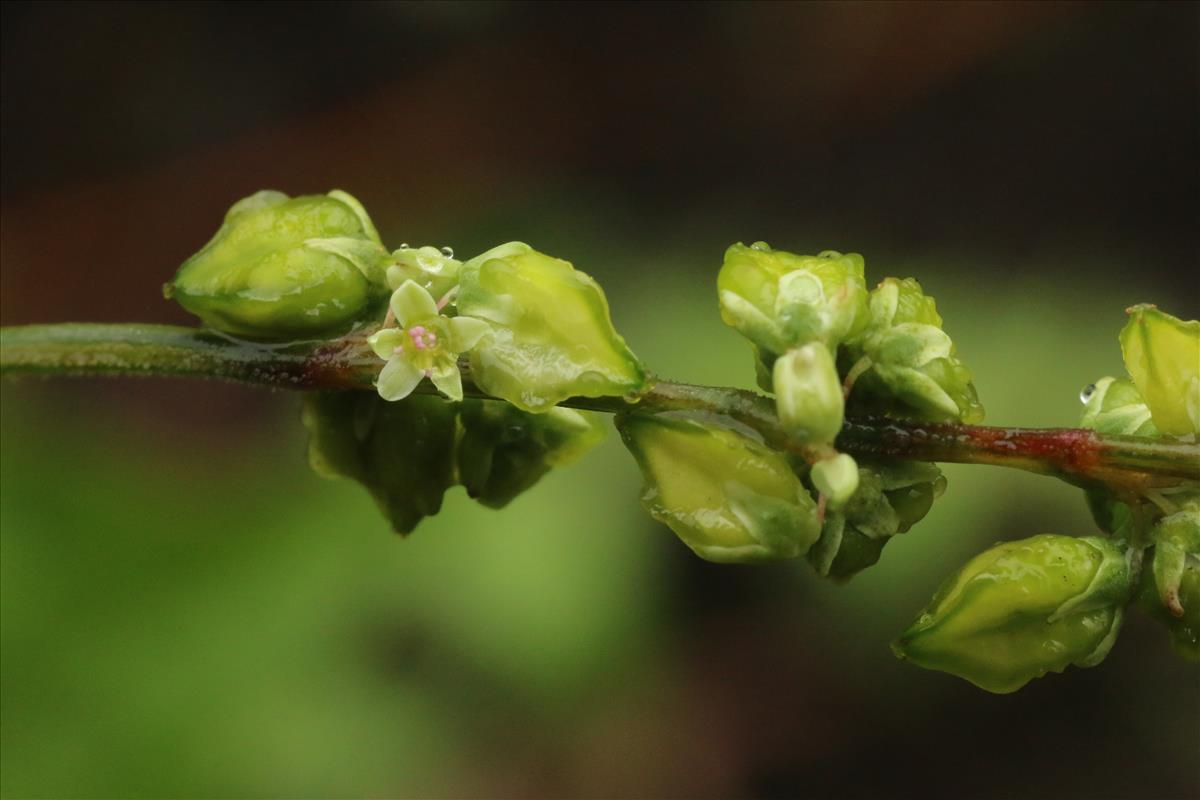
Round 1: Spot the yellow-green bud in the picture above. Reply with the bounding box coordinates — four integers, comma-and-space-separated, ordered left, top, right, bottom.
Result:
617, 415, 820, 563
893, 535, 1134, 693
1138, 546, 1200, 661
167, 190, 391, 339
457, 242, 646, 413
1119, 304, 1200, 436
844, 278, 983, 423
806, 460, 943, 580
773, 342, 844, 446
811, 453, 859, 509
1148, 506, 1200, 619
717, 243, 869, 361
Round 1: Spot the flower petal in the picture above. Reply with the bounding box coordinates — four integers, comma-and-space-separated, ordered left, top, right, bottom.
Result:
448, 316, 491, 352
376, 357, 424, 401
429, 362, 464, 401
390, 280, 439, 327
367, 328, 407, 360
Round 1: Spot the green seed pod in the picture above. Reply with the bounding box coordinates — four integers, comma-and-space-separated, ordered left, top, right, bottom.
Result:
617, 414, 820, 563
1119, 304, 1200, 436
457, 401, 606, 509
843, 278, 983, 423
167, 190, 392, 339
773, 342, 845, 447
717, 243, 869, 378
893, 535, 1134, 693
302, 391, 457, 535
806, 460, 944, 580
457, 242, 646, 413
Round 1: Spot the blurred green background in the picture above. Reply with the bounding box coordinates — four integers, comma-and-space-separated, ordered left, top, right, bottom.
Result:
2, 2, 1197, 798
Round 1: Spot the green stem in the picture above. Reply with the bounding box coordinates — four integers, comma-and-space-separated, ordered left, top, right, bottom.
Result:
3, 323, 1197, 492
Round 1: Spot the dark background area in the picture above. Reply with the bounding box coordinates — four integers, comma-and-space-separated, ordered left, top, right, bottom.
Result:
2, 2, 1198, 798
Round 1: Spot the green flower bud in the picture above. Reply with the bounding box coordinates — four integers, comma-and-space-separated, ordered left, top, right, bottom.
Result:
843, 278, 983, 423
1119, 304, 1200, 436
457, 401, 606, 509
302, 391, 457, 534
773, 342, 844, 446
1138, 546, 1200, 661
617, 415, 820, 563
807, 460, 944, 580
717, 242, 869, 364
457, 242, 646, 413
893, 535, 1134, 693
387, 245, 461, 301
167, 190, 392, 339
1147, 506, 1200, 618
811, 453, 859, 509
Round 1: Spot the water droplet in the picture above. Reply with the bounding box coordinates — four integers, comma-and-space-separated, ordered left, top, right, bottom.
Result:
750, 241, 771, 251
1079, 383, 1096, 404
399, 243, 410, 250
440, 246, 455, 258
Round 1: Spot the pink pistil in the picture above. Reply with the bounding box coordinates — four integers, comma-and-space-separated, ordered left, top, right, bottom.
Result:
406, 325, 438, 351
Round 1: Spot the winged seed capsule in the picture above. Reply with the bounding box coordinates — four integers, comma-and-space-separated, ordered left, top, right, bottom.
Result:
457, 242, 646, 413
893, 535, 1134, 693
617, 415, 820, 563
167, 190, 392, 339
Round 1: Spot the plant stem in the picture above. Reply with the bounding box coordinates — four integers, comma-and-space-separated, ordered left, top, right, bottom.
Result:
3, 323, 1197, 492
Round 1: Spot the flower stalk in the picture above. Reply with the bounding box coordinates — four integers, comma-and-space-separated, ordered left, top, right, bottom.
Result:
3, 322, 1196, 493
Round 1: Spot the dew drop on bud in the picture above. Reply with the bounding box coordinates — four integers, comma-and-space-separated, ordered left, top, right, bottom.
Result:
441, 246, 455, 258
750, 241, 771, 251
1079, 383, 1096, 404
399, 243, 410, 250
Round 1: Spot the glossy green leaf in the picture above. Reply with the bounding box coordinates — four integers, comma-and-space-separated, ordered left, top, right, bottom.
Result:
617, 414, 820, 563
893, 535, 1133, 693
458, 242, 646, 413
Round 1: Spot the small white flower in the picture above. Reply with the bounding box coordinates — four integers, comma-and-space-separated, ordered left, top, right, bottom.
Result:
366, 280, 490, 402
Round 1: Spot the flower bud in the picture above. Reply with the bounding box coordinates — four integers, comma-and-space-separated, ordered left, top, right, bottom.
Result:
806, 460, 944, 580
1147, 505, 1200, 619
893, 535, 1134, 693
811, 453, 859, 509
1119, 304, 1200, 436
457, 242, 646, 413
773, 342, 845, 447
387, 245, 461, 300
1138, 544, 1200, 661
717, 243, 869, 365
167, 190, 392, 339
457, 402, 606, 509
617, 415, 820, 563
844, 278, 983, 423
